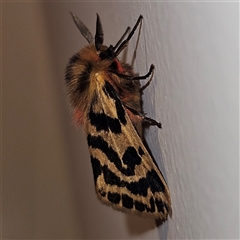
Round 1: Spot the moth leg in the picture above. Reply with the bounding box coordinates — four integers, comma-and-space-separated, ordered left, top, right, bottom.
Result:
126, 106, 162, 129
140, 64, 155, 91
112, 64, 155, 81
114, 27, 131, 50
142, 116, 162, 129
132, 64, 155, 80
115, 15, 143, 56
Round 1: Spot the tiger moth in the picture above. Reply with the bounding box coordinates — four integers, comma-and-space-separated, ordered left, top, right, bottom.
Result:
65, 13, 172, 221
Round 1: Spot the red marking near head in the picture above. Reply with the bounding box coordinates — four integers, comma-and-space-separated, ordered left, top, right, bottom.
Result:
114, 59, 124, 73
73, 109, 84, 126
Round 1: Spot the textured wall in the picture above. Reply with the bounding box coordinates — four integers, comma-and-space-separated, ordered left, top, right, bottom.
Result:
140, 3, 239, 239
2, 1, 238, 239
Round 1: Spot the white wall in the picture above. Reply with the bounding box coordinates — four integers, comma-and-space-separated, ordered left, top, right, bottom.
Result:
2, 1, 239, 239
142, 3, 239, 239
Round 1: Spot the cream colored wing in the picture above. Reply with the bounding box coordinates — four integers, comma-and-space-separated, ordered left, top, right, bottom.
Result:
85, 73, 172, 220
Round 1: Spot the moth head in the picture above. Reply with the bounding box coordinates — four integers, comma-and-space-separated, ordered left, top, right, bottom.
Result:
70, 13, 116, 60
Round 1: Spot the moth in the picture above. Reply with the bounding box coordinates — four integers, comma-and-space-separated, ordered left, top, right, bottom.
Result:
65, 13, 172, 220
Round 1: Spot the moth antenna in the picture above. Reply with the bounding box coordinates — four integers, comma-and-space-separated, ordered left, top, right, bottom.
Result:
70, 12, 94, 44
95, 13, 104, 51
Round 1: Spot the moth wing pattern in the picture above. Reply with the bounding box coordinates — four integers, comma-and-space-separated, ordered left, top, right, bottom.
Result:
86, 72, 172, 220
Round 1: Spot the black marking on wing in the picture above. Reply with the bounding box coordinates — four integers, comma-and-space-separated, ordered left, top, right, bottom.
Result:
99, 189, 106, 197
121, 146, 142, 175
90, 156, 102, 184
122, 146, 142, 170
125, 178, 148, 196
88, 135, 144, 177
155, 199, 165, 213
102, 165, 121, 186
89, 139, 165, 198
148, 197, 156, 212
122, 194, 134, 209
90, 152, 168, 214
88, 134, 122, 170
108, 192, 121, 204
101, 165, 149, 197
89, 105, 122, 133
103, 81, 126, 125
146, 170, 166, 193
135, 200, 145, 212
107, 191, 164, 213
138, 146, 144, 156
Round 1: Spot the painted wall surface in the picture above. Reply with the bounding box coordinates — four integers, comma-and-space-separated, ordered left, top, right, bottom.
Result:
2, 1, 239, 239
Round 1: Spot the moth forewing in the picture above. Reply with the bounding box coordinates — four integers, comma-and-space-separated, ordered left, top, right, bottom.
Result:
85, 73, 172, 220
65, 13, 172, 221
